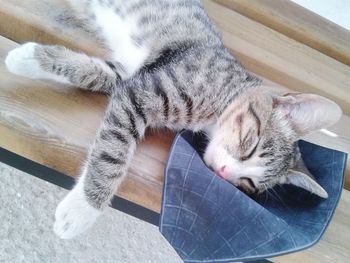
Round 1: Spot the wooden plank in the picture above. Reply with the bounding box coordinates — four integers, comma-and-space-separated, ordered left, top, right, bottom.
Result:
0, 0, 349, 116
213, 0, 350, 66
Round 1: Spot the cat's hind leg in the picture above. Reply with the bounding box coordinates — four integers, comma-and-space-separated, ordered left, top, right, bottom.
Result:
5, 42, 119, 94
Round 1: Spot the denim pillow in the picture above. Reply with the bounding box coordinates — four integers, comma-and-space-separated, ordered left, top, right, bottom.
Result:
160, 130, 347, 262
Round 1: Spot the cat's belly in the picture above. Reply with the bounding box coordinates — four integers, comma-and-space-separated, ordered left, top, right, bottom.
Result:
91, 2, 149, 79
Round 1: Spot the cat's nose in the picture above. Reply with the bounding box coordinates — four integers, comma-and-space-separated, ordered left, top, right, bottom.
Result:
215, 166, 226, 178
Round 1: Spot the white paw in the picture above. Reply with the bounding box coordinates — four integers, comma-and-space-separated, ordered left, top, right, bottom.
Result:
5, 42, 71, 84
5, 42, 43, 79
54, 187, 101, 239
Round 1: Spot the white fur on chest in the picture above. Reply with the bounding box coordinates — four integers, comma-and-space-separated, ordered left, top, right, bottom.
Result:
92, 3, 149, 79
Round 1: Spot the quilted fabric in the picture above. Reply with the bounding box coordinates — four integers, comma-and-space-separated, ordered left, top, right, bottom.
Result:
160, 130, 347, 263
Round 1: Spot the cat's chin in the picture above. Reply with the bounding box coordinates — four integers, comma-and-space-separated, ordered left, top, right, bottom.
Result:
235, 178, 258, 195
217, 175, 258, 195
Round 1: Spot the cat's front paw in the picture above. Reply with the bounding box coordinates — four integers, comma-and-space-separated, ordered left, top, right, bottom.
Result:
5, 42, 43, 79
54, 188, 101, 239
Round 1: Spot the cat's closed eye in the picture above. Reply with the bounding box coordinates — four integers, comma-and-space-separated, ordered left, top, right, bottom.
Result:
240, 139, 259, 161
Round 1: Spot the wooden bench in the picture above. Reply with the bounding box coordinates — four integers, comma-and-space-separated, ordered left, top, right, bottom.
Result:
0, 0, 349, 262
213, 0, 350, 66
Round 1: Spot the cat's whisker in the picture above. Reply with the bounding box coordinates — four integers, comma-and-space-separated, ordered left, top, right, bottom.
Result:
269, 187, 291, 211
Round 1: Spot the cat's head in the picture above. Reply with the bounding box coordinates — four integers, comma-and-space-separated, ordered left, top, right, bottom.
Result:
204, 87, 342, 198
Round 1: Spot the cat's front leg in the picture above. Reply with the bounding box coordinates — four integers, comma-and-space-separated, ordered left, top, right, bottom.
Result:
54, 94, 146, 239
5, 43, 119, 93
5, 43, 71, 83
53, 169, 101, 239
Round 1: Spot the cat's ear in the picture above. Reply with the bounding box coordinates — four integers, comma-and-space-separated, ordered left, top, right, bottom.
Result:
273, 93, 342, 137
283, 170, 328, 198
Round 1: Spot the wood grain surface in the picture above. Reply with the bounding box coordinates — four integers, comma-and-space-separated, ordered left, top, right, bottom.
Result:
213, 0, 350, 66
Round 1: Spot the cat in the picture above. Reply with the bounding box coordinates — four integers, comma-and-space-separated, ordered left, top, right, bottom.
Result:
5, 0, 341, 239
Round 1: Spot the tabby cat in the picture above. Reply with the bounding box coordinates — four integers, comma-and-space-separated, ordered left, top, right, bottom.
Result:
5, 0, 341, 239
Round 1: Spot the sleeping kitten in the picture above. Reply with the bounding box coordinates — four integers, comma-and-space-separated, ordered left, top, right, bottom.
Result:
5, 0, 341, 239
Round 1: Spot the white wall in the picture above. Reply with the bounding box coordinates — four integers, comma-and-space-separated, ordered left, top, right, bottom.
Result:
291, 0, 350, 30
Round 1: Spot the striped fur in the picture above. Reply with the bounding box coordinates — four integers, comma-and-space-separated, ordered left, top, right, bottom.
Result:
5, 0, 342, 239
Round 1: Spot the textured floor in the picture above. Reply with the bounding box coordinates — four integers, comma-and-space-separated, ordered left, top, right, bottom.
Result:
0, 162, 181, 263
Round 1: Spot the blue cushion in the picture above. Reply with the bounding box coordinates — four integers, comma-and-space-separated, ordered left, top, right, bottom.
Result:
160, 130, 347, 262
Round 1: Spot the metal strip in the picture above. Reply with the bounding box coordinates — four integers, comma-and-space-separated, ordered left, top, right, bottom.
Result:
0, 147, 160, 226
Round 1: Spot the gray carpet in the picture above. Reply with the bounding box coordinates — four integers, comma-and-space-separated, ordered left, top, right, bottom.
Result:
0, 162, 181, 263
